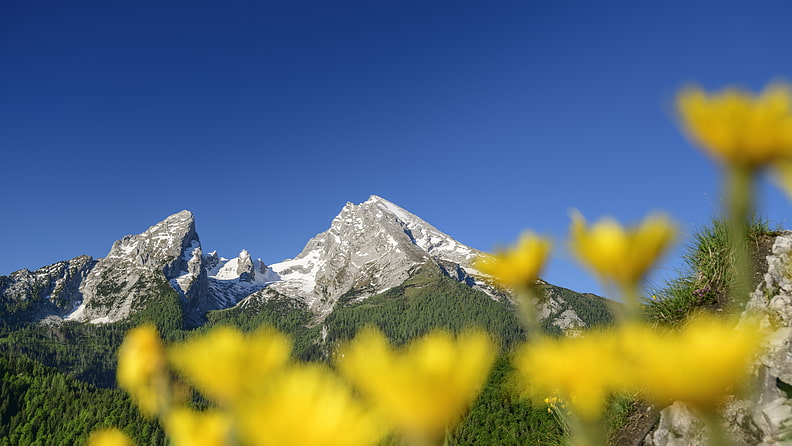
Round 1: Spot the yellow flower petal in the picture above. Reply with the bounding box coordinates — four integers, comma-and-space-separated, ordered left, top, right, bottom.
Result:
514, 317, 765, 419
117, 324, 167, 416
236, 364, 385, 446
337, 327, 496, 440
88, 428, 135, 446
569, 211, 676, 290
677, 83, 792, 169
629, 316, 764, 411
167, 326, 291, 404
164, 407, 232, 446
514, 331, 629, 421
474, 231, 552, 290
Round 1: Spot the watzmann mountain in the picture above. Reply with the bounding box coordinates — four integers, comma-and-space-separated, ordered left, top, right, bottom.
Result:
0, 196, 611, 334
0, 195, 616, 445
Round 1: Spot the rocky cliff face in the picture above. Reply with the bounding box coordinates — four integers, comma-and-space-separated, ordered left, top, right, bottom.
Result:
243, 195, 499, 318
0, 255, 96, 321
68, 210, 210, 323
64, 211, 273, 324
1, 197, 607, 333
238, 196, 598, 335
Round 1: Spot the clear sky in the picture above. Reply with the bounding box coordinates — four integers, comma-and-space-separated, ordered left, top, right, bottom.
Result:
2, 1, 792, 299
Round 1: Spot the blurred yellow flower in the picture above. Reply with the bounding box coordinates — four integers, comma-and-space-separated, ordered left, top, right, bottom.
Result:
474, 231, 552, 290
117, 324, 167, 416
569, 211, 676, 290
168, 326, 291, 404
337, 327, 496, 441
514, 331, 629, 421
627, 316, 763, 411
235, 364, 384, 446
516, 317, 764, 420
677, 83, 792, 169
87, 428, 134, 446
164, 407, 232, 446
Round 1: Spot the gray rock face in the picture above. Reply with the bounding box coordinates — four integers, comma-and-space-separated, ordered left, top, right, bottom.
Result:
644, 402, 707, 446
740, 231, 792, 445
240, 195, 588, 333
2, 210, 274, 325
248, 195, 489, 317
2, 197, 604, 330
70, 211, 211, 323
204, 250, 221, 272
0, 255, 96, 321
236, 249, 255, 282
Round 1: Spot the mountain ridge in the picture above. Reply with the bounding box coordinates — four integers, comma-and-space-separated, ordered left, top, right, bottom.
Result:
0, 195, 612, 335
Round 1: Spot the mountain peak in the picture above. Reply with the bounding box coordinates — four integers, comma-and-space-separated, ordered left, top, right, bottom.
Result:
364, 195, 408, 216
258, 196, 486, 316
150, 209, 194, 227
169, 209, 193, 220
67, 210, 205, 324
1, 198, 609, 336
365, 194, 388, 203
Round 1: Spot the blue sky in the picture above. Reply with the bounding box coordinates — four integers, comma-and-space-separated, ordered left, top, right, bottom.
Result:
2, 1, 792, 298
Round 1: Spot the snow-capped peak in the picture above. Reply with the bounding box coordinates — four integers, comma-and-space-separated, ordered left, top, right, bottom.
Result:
364, 195, 481, 266
68, 210, 204, 324
258, 196, 486, 317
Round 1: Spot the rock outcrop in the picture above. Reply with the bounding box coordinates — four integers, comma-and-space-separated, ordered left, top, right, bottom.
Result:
243, 195, 498, 317
0, 255, 96, 321
1, 197, 609, 333
645, 231, 792, 445
70, 210, 211, 323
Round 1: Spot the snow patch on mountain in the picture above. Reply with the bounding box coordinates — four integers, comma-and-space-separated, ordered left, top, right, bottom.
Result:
203, 250, 278, 309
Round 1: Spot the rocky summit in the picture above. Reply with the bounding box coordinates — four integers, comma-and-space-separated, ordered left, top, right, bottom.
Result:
0, 196, 610, 332
245, 195, 492, 318
68, 210, 209, 323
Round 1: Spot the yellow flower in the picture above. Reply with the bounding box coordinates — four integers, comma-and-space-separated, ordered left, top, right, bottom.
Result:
117, 324, 168, 416
568, 211, 676, 290
337, 327, 496, 441
87, 428, 135, 446
515, 317, 764, 420
167, 326, 291, 404
677, 83, 792, 169
164, 407, 232, 446
627, 316, 764, 411
474, 231, 552, 290
514, 331, 629, 421
235, 364, 384, 446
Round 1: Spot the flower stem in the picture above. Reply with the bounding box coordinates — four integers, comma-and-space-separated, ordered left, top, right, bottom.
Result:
517, 286, 542, 338
619, 282, 645, 323
569, 417, 607, 446
703, 412, 733, 446
725, 167, 755, 311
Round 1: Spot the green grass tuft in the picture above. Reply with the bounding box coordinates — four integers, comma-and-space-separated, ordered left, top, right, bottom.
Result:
645, 216, 773, 326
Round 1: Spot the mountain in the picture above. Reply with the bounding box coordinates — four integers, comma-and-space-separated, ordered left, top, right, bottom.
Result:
0, 196, 613, 335
0, 255, 95, 321
0, 211, 269, 326
244, 196, 493, 317
67, 210, 208, 324
0, 196, 615, 444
